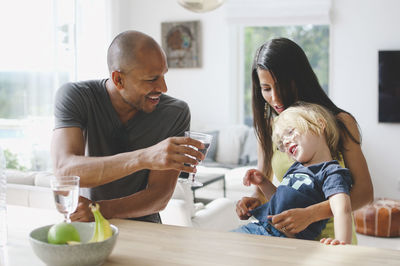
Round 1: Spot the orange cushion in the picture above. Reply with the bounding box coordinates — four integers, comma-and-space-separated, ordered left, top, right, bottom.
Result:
354, 198, 400, 237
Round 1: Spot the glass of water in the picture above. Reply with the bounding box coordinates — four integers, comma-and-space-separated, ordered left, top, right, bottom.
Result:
180, 131, 213, 187
50, 175, 80, 223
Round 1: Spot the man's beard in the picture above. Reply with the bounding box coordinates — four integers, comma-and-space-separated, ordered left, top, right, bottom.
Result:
121, 95, 158, 114
121, 95, 140, 112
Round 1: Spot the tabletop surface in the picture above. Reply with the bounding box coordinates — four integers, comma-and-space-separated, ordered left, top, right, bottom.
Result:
3, 205, 400, 266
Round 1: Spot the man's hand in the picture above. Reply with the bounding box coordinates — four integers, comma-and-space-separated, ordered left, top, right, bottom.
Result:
70, 196, 94, 222
268, 208, 313, 234
141, 136, 205, 173
243, 169, 265, 187
235, 196, 262, 220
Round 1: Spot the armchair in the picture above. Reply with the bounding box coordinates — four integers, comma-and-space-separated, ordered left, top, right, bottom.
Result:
160, 180, 241, 231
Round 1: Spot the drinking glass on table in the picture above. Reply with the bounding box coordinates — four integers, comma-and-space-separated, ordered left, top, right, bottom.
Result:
180, 131, 213, 187
50, 175, 80, 223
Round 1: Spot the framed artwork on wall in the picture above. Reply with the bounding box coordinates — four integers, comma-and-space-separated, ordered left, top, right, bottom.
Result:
161, 20, 201, 68
378, 50, 400, 123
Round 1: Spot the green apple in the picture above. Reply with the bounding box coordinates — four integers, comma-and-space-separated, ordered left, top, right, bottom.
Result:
47, 222, 81, 245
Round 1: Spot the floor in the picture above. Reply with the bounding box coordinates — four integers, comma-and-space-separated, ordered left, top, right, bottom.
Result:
356, 233, 400, 250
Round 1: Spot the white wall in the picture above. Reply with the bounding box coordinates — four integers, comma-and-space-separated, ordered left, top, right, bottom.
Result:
115, 0, 233, 130
114, 0, 400, 199
330, 0, 400, 200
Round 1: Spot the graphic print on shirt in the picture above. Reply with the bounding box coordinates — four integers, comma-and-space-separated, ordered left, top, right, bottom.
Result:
280, 173, 313, 190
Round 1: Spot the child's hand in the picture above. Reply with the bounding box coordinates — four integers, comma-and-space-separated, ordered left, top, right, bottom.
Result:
320, 238, 347, 245
235, 197, 262, 220
243, 169, 265, 186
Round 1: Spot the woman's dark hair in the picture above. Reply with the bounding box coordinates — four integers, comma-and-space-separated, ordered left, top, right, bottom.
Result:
251, 38, 360, 179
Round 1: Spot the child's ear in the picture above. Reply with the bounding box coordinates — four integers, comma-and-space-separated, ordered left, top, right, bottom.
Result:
317, 118, 326, 132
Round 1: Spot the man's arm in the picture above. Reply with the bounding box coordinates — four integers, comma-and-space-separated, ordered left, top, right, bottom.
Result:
71, 168, 179, 221
51, 127, 204, 187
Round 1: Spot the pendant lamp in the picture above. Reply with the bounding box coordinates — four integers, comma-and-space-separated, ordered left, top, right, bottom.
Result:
177, 0, 225, 13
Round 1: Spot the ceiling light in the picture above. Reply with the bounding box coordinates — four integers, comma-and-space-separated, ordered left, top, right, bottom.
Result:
178, 0, 225, 13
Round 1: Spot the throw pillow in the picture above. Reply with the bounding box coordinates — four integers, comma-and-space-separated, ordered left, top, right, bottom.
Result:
239, 127, 258, 165
216, 125, 249, 165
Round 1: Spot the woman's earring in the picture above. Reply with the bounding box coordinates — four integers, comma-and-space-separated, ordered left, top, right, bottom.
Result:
264, 103, 269, 119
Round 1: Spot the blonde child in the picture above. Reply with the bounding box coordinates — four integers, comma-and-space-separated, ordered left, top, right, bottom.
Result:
232, 102, 353, 245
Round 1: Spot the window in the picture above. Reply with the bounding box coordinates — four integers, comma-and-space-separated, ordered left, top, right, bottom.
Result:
0, 0, 108, 170
0, 0, 76, 170
0, 0, 75, 120
243, 25, 329, 125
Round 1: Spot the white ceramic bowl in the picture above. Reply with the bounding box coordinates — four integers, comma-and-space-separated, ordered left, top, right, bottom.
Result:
29, 222, 118, 266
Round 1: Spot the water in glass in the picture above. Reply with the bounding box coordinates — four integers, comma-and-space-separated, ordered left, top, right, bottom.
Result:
181, 131, 213, 187
53, 185, 79, 217
50, 175, 80, 223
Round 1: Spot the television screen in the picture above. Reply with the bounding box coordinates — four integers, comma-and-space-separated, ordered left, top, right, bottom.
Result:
379, 51, 400, 123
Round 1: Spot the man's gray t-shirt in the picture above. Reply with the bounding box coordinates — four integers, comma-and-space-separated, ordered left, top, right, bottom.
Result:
54, 79, 190, 223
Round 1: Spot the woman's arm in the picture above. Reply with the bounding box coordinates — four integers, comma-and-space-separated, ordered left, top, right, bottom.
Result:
320, 193, 352, 245
337, 112, 374, 209
270, 201, 332, 234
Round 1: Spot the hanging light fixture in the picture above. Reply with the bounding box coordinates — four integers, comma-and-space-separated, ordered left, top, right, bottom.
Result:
177, 0, 225, 13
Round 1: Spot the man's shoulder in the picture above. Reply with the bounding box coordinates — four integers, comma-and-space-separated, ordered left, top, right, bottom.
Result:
60, 79, 105, 92
57, 79, 107, 102
159, 94, 189, 112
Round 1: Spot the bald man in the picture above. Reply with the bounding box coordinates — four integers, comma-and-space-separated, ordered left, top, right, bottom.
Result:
51, 30, 204, 223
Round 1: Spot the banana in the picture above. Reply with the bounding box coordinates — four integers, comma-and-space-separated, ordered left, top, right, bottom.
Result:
67, 241, 81, 245
89, 203, 113, 243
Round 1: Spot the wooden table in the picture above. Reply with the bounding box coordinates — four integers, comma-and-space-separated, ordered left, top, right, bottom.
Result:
4, 205, 400, 266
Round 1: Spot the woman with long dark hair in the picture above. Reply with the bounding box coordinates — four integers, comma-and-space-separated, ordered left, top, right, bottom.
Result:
235, 38, 373, 242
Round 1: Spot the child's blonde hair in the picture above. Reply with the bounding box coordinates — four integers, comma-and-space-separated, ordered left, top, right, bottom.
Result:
272, 102, 340, 160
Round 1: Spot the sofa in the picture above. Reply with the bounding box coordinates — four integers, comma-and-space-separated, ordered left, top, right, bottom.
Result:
5, 169, 242, 232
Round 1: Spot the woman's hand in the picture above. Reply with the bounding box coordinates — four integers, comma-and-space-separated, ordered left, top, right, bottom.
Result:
320, 238, 346, 245
243, 169, 265, 186
235, 196, 262, 220
268, 208, 313, 234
